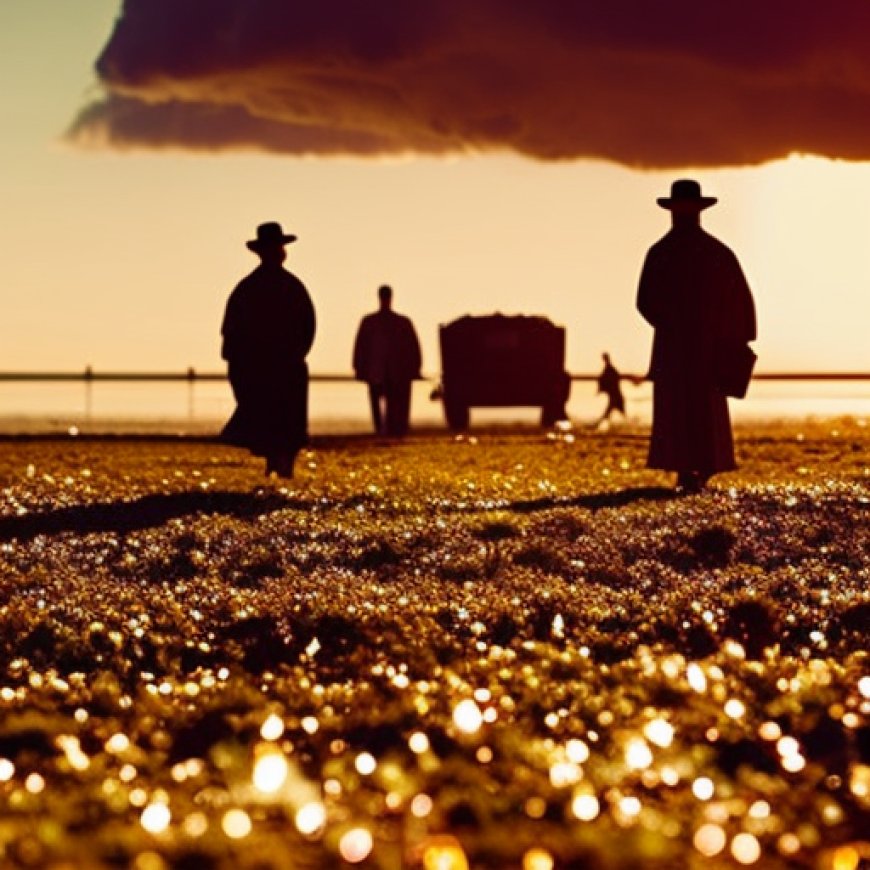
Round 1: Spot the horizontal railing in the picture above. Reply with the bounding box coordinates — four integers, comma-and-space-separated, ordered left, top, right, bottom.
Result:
0, 370, 351, 383
0, 370, 869, 383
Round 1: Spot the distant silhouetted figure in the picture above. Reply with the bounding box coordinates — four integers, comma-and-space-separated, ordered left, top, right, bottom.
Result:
595, 352, 626, 424
221, 222, 316, 478
352, 285, 422, 437
637, 180, 756, 493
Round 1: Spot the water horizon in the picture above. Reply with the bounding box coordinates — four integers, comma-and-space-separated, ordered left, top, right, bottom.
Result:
1, 378, 868, 436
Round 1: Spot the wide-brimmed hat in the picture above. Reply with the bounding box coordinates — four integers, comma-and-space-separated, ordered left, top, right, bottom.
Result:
657, 179, 717, 210
246, 221, 297, 251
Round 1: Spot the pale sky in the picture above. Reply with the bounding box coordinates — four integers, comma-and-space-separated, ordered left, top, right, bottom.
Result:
1, 2, 868, 378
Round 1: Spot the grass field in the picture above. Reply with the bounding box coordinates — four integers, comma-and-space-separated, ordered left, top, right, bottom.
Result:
0, 420, 868, 869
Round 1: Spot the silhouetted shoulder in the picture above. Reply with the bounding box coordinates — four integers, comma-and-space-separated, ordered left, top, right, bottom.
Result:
644, 227, 743, 274
651, 226, 727, 250
273, 267, 311, 296
698, 228, 741, 262
228, 265, 308, 298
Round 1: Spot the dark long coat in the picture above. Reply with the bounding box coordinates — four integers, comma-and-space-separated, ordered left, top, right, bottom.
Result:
352, 309, 422, 436
352, 310, 422, 386
637, 225, 756, 475
220, 264, 316, 458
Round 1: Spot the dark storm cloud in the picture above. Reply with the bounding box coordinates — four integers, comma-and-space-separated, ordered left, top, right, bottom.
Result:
68, 0, 870, 167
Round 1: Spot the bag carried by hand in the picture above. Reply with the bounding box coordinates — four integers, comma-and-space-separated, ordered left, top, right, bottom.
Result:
717, 342, 757, 399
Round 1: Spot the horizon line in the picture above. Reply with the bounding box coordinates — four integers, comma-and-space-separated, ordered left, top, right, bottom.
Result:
1, 370, 869, 383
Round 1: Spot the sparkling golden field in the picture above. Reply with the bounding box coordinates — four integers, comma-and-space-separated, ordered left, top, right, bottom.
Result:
0, 421, 867, 869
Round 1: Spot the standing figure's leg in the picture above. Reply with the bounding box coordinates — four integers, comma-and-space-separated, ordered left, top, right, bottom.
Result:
368, 383, 385, 435
266, 451, 297, 479
385, 380, 413, 437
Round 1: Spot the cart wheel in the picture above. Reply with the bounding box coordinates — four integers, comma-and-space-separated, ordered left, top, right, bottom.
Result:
541, 404, 566, 427
445, 399, 470, 431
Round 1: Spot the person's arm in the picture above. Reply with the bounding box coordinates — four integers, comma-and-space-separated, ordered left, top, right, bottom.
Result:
220, 285, 243, 361
220, 309, 231, 361
300, 291, 316, 358
284, 274, 316, 359
732, 255, 757, 343
716, 250, 756, 346
352, 317, 369, 379
636, 249, 662, 328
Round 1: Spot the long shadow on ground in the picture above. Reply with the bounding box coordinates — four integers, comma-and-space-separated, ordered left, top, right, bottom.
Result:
0, 490, 306, 542
509, 486, 677, 513
0, 486, 677, 543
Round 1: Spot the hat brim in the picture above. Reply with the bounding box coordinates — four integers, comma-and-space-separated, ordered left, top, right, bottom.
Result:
246, 234, 297, 251
657, 197, 717, 210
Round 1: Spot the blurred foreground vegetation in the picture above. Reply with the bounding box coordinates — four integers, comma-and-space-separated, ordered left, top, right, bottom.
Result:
0, 420, 867, 868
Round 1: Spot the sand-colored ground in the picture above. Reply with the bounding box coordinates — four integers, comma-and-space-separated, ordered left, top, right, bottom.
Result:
0, 420, 867, 868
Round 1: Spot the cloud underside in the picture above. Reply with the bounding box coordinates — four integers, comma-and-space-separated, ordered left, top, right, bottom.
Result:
69, 1, 870, 168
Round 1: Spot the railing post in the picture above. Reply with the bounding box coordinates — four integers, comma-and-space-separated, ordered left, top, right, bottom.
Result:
187, 367, 196, 419
84, 365, 94, 420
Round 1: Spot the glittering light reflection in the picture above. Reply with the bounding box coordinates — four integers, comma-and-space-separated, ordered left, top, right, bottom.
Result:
776, 735, 806, 772
777, 833, 801, 856
687, 663, 707, 693
295, 801, 326, 837
643, 718, 674, 748
222, 808, 252, 839
724, 699, 746, 719
409, 731, 430, 753
571, 792, 600, 821
24, 773, 45, 794
260, 713, 284, 741
355, 752, 377, 776
106, 732, 131, 754
850, 764, 870, 800
421, 835, 469, 870
453, 699, 484, 734
140, 803, 171, 834
0, 759, 14, 781
731, 832, 761, 864
625, 738, 653, 770
831, 845, 862, 870
252, 746, 289, 793
411, 793, 434, 818
565, 739, 590, 763
0, 426, 866, 867
694, 823, 726, 856
550, 761, 582, 787
57, 735, 90, 771
692, 777, 715, 801
758, 721, 782, 741
339, 828, 373, 863
182, 812, 208, 838
618, 796, 641, 819
522, 847, 554, 870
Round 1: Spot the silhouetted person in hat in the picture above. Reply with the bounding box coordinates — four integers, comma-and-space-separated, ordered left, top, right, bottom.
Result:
221, 221, 316, 478
595, 352, 626, 426
637, 180, 756, 493
352, 285, 422, 437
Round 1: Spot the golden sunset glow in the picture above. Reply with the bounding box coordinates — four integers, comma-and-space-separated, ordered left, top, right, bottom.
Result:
0, 10, 868, 870
1, 3, 868, 384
